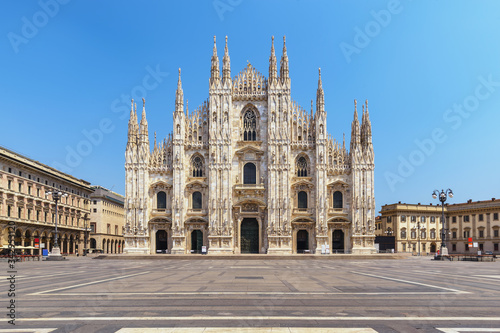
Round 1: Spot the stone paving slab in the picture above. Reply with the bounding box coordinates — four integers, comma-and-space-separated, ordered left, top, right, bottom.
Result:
10, 256, 500, 332
93, 253, 408, 260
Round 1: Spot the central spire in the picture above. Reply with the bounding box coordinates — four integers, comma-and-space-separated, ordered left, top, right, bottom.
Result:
222, 36, 231, 84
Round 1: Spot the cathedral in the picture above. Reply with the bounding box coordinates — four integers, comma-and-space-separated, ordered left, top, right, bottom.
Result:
124, 36, 376, 255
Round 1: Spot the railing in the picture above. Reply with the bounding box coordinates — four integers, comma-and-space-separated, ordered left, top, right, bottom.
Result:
446, 254, 496, 262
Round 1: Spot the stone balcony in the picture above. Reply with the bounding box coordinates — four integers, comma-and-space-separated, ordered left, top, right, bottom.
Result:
292, 208, 315, 216
186, 208, 208, 216
151, 209, 172, 217
233, 183, 266, 198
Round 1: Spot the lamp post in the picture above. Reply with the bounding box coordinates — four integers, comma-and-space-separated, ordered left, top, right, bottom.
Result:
385, 227, 395, 253
432, 189, 453, 257
83, 213, 88, 256
46, 189, 68, 260
417, 220, 421, 256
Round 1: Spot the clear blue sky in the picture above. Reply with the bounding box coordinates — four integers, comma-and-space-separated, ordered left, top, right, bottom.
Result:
2, 0, 500, 213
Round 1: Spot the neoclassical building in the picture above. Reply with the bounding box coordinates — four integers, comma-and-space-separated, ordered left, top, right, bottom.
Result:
0, 145, 92, 255
89, 186, 125, 254
124, 36, 376, 255
378, 199, 500, 254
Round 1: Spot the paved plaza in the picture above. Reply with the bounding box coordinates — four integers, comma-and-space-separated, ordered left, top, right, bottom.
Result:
2, 256, 500, 332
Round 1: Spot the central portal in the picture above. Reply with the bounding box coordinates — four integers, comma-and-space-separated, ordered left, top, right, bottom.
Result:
240, 218, 259, 254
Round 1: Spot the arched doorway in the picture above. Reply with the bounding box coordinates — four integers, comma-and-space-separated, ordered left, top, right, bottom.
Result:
156, 230, 168, 253
240, 218, 259, 253
332, 229, 344, 253
62, 237, 68, 254
24, 230, 32, 255
13, 229, 22, 255
90, 238, 96, 252
430, 243, 436, 253
14, 229, 22, 247
297, 230, 309, 253
191, 230, 203, 253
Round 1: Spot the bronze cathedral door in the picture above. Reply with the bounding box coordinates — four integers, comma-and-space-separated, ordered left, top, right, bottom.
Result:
241, 218, 259, 253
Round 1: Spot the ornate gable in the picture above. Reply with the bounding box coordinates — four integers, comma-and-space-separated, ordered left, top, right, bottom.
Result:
233, 63, 268, 101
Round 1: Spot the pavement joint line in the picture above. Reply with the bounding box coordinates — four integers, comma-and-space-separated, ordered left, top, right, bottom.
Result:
437, 329, 500, 332
17, 316, 500, 322
351, 271, 470, 294
28, 271, 151, 295
0, 271, 86, 281
474, 275, 500, 280
30, 291, 464, 296
0, 329, 57, 332
113, 329, 377, 333
422, 271, 500, 282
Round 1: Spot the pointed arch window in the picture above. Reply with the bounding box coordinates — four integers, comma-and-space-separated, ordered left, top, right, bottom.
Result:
298, 191, 308, 209
333, 191, 343, 209
192, 155, 204, 177
296, 156, 308, 177
243, 163, 256, 184
192, 191, 202, 210
243, 109, 257, 141
157, 191, 167, 209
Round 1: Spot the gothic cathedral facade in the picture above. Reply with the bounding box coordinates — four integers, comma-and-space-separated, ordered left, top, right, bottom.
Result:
124, 37, 376, 255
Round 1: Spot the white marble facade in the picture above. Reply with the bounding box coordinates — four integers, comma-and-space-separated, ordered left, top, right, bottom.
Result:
124, 36, 376, 255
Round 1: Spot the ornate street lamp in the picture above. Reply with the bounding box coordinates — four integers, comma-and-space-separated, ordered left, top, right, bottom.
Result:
417, 220, 421, 256
46, 189, 68, 260
83, 213, 88, 256
432, 189, 453, 256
